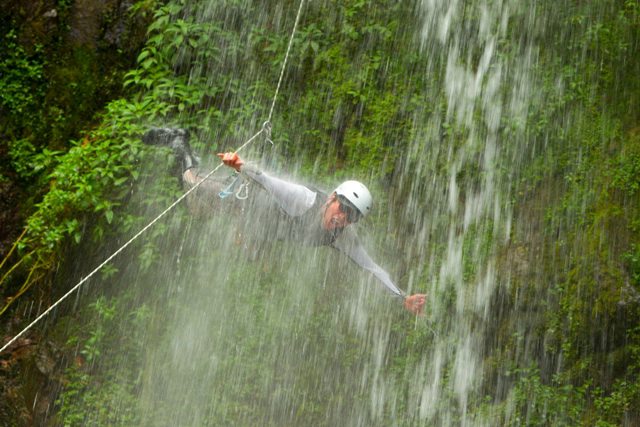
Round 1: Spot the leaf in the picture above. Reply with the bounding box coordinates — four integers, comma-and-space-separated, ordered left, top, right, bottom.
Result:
113, 176, 129, 186
136, 50, 151, 63
141, 58, 156, 70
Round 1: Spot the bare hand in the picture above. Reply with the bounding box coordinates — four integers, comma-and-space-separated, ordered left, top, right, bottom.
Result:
404, 293, 427, 316
217, 152, 244, 172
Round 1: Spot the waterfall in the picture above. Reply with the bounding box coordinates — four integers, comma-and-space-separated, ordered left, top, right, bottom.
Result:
398, 0, 537, 423
42, 0, 638, 425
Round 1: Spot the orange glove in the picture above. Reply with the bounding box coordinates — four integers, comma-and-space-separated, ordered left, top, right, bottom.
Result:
217, 152, 244, 172
404, 293, 427, 316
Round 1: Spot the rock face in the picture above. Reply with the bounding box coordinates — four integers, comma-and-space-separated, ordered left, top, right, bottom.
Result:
0, 1, 149, 424
1, 0, 140, 49
69, 0, 138, 48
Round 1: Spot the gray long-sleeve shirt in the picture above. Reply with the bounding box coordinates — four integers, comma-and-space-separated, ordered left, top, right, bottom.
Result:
241, 165, 406, 300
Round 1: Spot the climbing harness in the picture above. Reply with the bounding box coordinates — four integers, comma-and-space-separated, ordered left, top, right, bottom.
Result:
0, 0, 307, 355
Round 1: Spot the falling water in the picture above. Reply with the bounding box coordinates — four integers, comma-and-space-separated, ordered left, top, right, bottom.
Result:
138, 2, 527, 424
401, 0, 536, 424
41, 0, 637, 425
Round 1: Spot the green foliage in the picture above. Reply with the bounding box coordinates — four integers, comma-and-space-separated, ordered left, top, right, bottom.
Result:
610, 133, 640, 197
0, 99, 159, 316
623, 244, 640, 287
505, 324, 640, 426
594, 379, 640, 427
510, 368, 587, 426
55, 296, 151, 426
503, 2, 640, 425
21, 127, 140, 250
7, 139, 62, 180
0, 30, 45, 121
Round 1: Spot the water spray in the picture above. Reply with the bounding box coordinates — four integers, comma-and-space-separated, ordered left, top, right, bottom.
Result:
0, 0, 307, 356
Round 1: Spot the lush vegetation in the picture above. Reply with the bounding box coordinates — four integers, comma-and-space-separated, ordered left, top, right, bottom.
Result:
1, 0, 639, 425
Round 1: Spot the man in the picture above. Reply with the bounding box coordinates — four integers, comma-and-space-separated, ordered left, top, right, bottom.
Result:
143, 128, 426, 315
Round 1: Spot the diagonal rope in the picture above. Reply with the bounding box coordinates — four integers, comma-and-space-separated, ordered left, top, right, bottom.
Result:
267, 0, 306, 123
0, 0, 306, 355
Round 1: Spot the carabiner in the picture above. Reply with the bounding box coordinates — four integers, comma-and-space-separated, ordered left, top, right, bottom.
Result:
235, 182, 249, 200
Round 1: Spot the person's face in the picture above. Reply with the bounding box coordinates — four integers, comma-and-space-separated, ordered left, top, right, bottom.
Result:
321, 194, 359, 230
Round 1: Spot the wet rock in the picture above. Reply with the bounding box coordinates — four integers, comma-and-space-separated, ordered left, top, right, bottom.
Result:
68, 0, 110, 47
0, 336, 37, 426
618, 281, 640, 306
43, 9, 57, 18
34, 345, 56, 376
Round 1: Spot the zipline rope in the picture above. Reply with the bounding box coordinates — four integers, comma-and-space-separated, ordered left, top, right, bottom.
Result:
0, 0, 306, 355
268, 0, 306, 123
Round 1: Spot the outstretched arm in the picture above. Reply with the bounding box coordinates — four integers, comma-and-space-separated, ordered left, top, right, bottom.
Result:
218, 152, 316, 217
332, 231, 426, 315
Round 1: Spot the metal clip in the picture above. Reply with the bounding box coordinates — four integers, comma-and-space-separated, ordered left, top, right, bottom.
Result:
262, 121, 274, 146
235, 182, 249, 200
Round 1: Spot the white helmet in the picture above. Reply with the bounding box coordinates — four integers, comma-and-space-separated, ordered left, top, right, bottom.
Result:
334, 180, 373, 218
